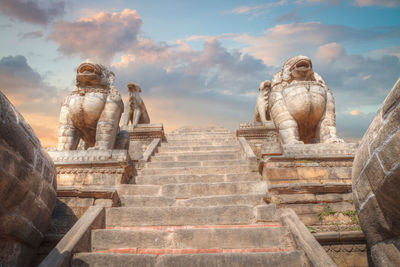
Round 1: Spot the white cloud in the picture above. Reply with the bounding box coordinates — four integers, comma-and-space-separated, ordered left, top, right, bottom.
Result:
228, 0, 287, 16
353, 0, 400, 7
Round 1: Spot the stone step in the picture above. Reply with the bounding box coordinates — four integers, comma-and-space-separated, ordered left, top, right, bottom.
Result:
120, 196, 176, 207
151, 152, 242, 162
165, 135, 235, 140
105, 205, 269, 227
91, 226, 292, 251
166, 131, 234, 136
171, 127, 232, 134
117, 185, 161, 196
161, 182, 268, 198
72, 251, 305, 267
162, 139, 238, 146
145, 160, 248, 168
139, 165, 252, 176
119, 194, 266, 207
156, 149, 241, 156
135, 173, 261, 185
176, 194, 266, 207
157, 145, 240, 153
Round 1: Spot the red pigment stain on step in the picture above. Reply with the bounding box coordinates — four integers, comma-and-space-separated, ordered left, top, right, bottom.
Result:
95, 248, 292, 255
106, 224, 281, 232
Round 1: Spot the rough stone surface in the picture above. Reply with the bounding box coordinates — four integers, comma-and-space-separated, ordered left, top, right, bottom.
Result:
72, 251, 306, 267
0, 91, 57, 266
352, 78, 400, 266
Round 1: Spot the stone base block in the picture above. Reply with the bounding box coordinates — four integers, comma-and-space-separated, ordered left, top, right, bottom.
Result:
48, 149, 133, 186
260, 143, 358, 185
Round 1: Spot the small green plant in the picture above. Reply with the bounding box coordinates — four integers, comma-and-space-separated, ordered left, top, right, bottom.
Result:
341, 210, 359, 225
121, 202, 125, 207
318, 205, 359, 225
307, 226, 317, 233
327, 205, 335, 215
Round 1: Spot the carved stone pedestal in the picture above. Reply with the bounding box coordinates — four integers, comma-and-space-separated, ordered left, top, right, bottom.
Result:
48, 149, 133, 186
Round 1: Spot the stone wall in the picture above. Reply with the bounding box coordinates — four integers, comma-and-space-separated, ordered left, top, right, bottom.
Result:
352, 78, 400, 266
0, 91, 57, 266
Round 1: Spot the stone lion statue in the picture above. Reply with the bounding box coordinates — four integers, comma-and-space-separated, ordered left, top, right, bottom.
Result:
253, 80, 272, 125
57, 61, 124, 150
269, 55, 343, 144
123, 82, 150, 127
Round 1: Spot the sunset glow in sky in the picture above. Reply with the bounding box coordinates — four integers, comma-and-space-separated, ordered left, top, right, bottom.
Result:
0, 0, 399, 146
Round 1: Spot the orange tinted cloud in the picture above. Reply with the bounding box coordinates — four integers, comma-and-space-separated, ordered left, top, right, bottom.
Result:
49, 8, 142, 63
315, 42, 346, 63
21, 112, 59, 147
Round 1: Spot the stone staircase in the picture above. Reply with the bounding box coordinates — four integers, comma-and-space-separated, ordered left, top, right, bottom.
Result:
71, 127, 314, 266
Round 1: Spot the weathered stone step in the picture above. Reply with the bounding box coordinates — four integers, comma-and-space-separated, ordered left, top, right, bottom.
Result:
139, 165, 252, 176
91, 226, 292, 251
162, 139, 238, 146
158, 145, 240, 153
105, 205, 270, 227
151, 152, 242, 162
120, 196, 176, 207
162, 182, 268, 198
167, 131, 234, 136
119, 194, 266, 207
171, 127, 232, 134
156, 149, 241, 156
145, 160, 248, 168
176, 194, 266, 207
72, 251, 305, 267
165, 134, 235, 140
135, 173, 261, 185
117, 185, 161, 196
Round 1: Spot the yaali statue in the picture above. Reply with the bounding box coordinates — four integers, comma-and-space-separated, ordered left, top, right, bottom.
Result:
267, 55, 343, 144
57, 61, 124, 150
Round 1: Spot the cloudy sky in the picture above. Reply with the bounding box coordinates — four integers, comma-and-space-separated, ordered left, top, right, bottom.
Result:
0, 0, 399, 146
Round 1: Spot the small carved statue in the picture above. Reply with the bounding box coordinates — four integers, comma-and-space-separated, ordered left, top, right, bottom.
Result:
123, 82, 150, 127
253, 80, 272, 125
57, 61, 124, 150
269, 55, 343, 144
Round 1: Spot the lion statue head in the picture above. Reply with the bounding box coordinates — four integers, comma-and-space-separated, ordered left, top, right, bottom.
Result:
76, 61, 111, 89
272, 55, 325, 88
